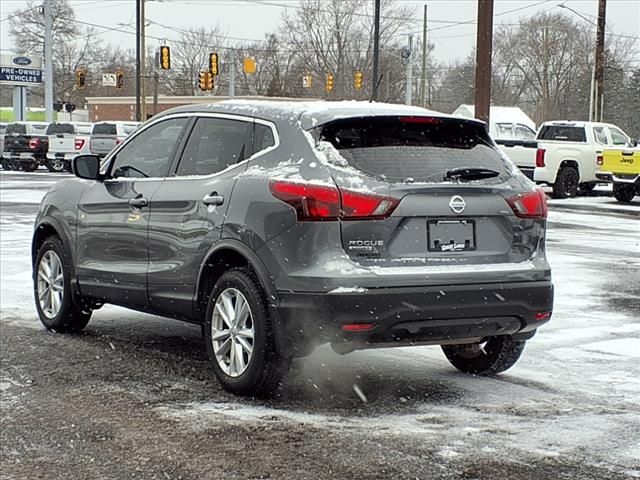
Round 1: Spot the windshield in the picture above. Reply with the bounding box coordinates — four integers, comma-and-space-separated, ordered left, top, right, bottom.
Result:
46, 123, 75, 135
318, 116, 508, 182
92, 123, 117, 135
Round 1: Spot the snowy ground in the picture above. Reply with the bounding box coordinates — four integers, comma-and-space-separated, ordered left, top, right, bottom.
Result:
1, 169, 639, 479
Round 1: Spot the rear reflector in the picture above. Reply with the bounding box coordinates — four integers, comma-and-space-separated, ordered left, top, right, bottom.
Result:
29, 138, 40, 149
74, 138, 85, 150
534, 312, 552, 321
269, 180, 399, 221
535, 148, 546, 168
342, 323, 376, 332
506, 188, 548, 219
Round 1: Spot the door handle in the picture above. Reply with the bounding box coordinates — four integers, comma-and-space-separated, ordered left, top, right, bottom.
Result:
203, 193, 224, 206
128, 195, 148, 208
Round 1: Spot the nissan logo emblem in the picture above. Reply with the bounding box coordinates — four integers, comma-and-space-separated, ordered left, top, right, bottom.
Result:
12, 56, 32, 66
449, 195, 466, 214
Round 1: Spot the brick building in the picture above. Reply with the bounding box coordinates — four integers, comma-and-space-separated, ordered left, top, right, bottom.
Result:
85, 95, 313, 122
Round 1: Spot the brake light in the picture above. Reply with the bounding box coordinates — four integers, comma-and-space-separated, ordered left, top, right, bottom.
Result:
74, 138, 85, 150
269, 180, 399, 221
29, 138, 41, 149
506, 188, 548, 219
399, 116, 442, 124
535, 148, 546, 168
596, 155, 603, 166
534, 312, 552, 321
116, 138, 123, 145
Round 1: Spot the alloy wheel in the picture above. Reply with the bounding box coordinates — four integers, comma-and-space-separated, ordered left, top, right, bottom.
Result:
211, 288, 255, 377
37, 250, 64, 319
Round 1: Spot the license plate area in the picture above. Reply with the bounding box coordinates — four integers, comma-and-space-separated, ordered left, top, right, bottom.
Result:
428, 219, 476, 252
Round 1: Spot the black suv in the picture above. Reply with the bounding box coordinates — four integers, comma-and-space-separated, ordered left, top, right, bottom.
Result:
33, 101, 553, 395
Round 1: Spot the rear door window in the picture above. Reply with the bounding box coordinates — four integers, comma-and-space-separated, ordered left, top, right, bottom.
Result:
93, 123, 117, 135
593, 127, 608, 145
317, 116, 507, 182
175, 117, 253, 176
538, 125, 586, 142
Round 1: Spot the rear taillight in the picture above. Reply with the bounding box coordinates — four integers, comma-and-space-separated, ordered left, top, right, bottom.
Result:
74, 138, 85, 150
535, 148, 546, 168
116, 138, 123, 145
399, 116, 442, 125
29, 138, 40, 149
506, 188, 548, 219
269, 180, 399, 221
596, 154, 603, 166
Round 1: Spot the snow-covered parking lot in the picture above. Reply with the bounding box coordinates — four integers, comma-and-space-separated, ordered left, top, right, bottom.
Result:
1, 170, 639, 479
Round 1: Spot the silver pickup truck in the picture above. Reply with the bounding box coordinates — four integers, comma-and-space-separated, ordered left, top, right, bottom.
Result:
89, 121, 140, 157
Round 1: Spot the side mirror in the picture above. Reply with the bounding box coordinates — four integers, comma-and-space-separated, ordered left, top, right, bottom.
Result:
72, 155, 101, 180
629, 139, 638, 148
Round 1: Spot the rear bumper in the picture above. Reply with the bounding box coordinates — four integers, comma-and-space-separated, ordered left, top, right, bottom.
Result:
274, 280, 553, 353
596, 172, 639, 184
2, 152, 42, 163
46, 152, 76, 161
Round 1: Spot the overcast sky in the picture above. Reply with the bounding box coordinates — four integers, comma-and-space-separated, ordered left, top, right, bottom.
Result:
0, 0, 638, 65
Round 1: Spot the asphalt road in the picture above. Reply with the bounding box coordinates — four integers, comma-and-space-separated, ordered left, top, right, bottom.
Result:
1, 170, 639, 480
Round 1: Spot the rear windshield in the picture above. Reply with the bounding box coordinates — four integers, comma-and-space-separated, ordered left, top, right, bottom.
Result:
46, 123, 75, 135
6, 124, 26, 135
93, 123, 117, 135
29, 124, 49, 134
77, 125, 93, 135
538, 125, 586, 142
122, 124, 138, 135
317, 116, 507, 182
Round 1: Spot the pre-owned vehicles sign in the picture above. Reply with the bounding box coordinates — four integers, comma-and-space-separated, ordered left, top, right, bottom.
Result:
0, 54, 43, 86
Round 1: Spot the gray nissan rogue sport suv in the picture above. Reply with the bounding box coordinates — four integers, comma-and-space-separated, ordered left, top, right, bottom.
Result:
32, 101, 553, 395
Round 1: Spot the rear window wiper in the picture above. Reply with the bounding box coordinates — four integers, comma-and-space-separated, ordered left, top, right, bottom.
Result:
444, 167, 500, 181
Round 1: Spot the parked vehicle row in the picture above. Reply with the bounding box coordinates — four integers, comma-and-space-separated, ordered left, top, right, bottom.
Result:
1, 120, 140, 172
497, 121, 636, 199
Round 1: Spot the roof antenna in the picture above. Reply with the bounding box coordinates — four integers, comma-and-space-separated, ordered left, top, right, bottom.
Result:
369, 74, 384, 103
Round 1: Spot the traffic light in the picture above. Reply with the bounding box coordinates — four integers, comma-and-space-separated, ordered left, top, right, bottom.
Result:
209, 53, 219, 76
116, 70, 124, 90
199, 71, 213, 91
354, 70, 363, 90
159, 46, 171, 70
75, 69, 86, 89
325, 73, 334, 92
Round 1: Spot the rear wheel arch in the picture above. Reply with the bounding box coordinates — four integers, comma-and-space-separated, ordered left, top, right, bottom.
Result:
557, 159, 580, 177
196, 241, 279, 321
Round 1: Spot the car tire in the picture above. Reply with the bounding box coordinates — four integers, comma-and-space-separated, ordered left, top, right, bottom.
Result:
1, 160, 10, 170
47, 158, 66, 172
22, 161, 38, 172
613, 183, 636, 203
552, 166, 579, 199
441, 336, 526, 375
204, 267, 290, 395
34, 237, 92, 333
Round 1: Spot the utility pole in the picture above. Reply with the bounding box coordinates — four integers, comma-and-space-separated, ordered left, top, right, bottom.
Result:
135, 0, 141, 121
594, 0, 606, 122
419, 4, 428, 107
474, 0, 494, 125
404, 34, 413, 106
153, 50, 159, 116
372, 0, 381, 100
229, 50, 235, 97
43, 0, 53, 122
140, 0, 147, 120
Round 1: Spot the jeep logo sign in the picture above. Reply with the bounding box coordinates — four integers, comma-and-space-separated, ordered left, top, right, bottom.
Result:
12, 56, 32, 66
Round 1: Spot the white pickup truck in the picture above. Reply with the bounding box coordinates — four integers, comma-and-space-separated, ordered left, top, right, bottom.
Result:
46, 122, 93, 172
497, 121, 635, 198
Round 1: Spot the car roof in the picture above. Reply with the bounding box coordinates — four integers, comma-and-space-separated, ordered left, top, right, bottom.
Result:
159, 100, 481, 130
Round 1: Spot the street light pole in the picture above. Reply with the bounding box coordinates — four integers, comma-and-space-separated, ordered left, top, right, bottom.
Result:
594, 0, 606, 122
43, 0, 53, 122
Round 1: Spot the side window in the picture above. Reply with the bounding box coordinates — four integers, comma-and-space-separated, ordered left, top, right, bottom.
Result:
176, 117, 253, 177
609, 127, 628, 146
515, 124, 536, 140
253, 123, 276, 154
109, 117, 188, 179
593, 127, 608, 145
